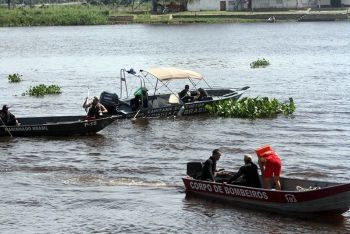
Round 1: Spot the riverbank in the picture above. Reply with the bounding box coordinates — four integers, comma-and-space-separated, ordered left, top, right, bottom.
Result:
0, 5, 349, 26
170, 8, 349, 23
0, 5, 108, 26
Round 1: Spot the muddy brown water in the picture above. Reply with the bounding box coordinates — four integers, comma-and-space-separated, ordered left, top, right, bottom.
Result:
0, 22, 349, 233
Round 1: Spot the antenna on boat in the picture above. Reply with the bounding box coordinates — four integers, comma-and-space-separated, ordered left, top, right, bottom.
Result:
84, 86, 90, 114
127, 68, 136, 75
120, 69, 130, 99
124, 68, 147, 123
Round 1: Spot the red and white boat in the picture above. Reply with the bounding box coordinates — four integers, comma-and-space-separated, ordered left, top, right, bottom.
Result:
183, 162, 350, 215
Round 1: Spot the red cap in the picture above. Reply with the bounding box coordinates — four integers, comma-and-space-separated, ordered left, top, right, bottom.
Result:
256, 145, 274, 157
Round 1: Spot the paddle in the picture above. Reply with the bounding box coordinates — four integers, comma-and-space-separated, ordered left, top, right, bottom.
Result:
84, 87, 90, 114
0, 117, 13, 138
131, 109, 141, 123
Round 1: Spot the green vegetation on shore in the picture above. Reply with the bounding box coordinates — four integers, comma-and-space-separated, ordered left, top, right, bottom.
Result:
0, 5, 259, 26
205, 97, 295, 119
0, 4, 348, 26
0, 5, 108, 26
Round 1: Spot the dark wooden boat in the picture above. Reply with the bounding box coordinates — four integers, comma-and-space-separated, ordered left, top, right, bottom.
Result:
99, 67, 249, 118
183, 162, 350, 215
0, 115, 116, 137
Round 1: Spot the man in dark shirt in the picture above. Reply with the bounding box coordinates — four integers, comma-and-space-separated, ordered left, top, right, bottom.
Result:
200, 149, 222, 182
228, 154, 261, 188
179, 85, 194, 103
83, 96, 108, 118
179, 85, 190, 99
0, 105, 19, 126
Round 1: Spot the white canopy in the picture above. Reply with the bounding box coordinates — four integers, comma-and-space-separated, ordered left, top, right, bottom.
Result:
144, 67, 203, 81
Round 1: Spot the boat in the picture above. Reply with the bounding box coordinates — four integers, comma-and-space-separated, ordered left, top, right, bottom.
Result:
99, 67, 249, 118
267, 16, 277, 23
0, 115, 117, 137
183, 162, 350, 215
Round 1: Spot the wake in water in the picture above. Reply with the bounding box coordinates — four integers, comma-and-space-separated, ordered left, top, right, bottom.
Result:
63, 175, 172, 188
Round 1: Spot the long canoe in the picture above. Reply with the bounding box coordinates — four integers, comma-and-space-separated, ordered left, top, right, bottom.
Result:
0, 115, 117, 137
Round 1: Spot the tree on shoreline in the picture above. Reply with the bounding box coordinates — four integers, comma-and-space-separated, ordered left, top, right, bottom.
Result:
151, 0, 190, 13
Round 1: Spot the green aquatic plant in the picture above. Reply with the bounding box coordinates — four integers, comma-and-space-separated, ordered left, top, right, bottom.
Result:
205, 97, 295, 119
22, 84, 62, 97
250, 58, 270, 68
8, 73, 22, 83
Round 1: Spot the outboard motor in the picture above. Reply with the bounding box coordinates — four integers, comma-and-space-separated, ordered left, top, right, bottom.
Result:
100, 91, 119, 114
186, 162, 203, 179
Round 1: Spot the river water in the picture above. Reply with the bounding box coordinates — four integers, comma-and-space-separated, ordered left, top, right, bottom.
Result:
0, 22, 349, 233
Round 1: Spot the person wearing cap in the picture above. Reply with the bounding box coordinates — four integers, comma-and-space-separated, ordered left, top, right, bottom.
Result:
227, 154, 261, 188
0, 105, 19, 126
200, 149, 222, 182
179, 85, 194, 103
83, 96, 108, 118
256, 145, 282, 190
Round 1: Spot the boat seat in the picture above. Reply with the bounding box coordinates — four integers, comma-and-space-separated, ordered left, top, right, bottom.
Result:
168, 94, 180, 104
187, 162, 203, 179
197, 96, 213, 101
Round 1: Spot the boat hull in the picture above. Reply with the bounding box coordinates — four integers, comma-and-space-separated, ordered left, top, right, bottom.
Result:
0, 115, 116, 137
119, 99, 212, 118
182, 177, 350, 215
117, 90, 244, 119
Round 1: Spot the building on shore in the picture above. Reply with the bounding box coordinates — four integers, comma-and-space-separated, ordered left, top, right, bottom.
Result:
251, 0, 348, 9
187, 0, 247, 11
187, 0, 350, 11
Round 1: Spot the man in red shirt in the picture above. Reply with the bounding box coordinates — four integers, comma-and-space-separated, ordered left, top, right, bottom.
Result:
256, 145, 282, 190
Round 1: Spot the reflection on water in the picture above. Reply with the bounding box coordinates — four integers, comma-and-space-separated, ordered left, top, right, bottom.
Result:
0, 23, 350, 232
183, 194, 348, 231
131, 117, 151, 127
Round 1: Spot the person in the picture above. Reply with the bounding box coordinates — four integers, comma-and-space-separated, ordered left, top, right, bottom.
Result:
179, 85, 193, 103
227, 154, 261, 188
200, 149, 222, 182
131, 87, 148, 111
83, 96, 108, 118
195, 88, 211, 101
256, 145, 282, 190
0, 105, 19, 126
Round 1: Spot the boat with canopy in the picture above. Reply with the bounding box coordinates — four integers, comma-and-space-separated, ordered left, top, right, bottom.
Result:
99, 67, 249, 118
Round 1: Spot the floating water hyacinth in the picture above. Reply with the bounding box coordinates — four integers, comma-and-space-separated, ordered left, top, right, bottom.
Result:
205, 97, 295, 119
250, 58, 270, 68
8, 73, 22, 83
22, 84, 62, 96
